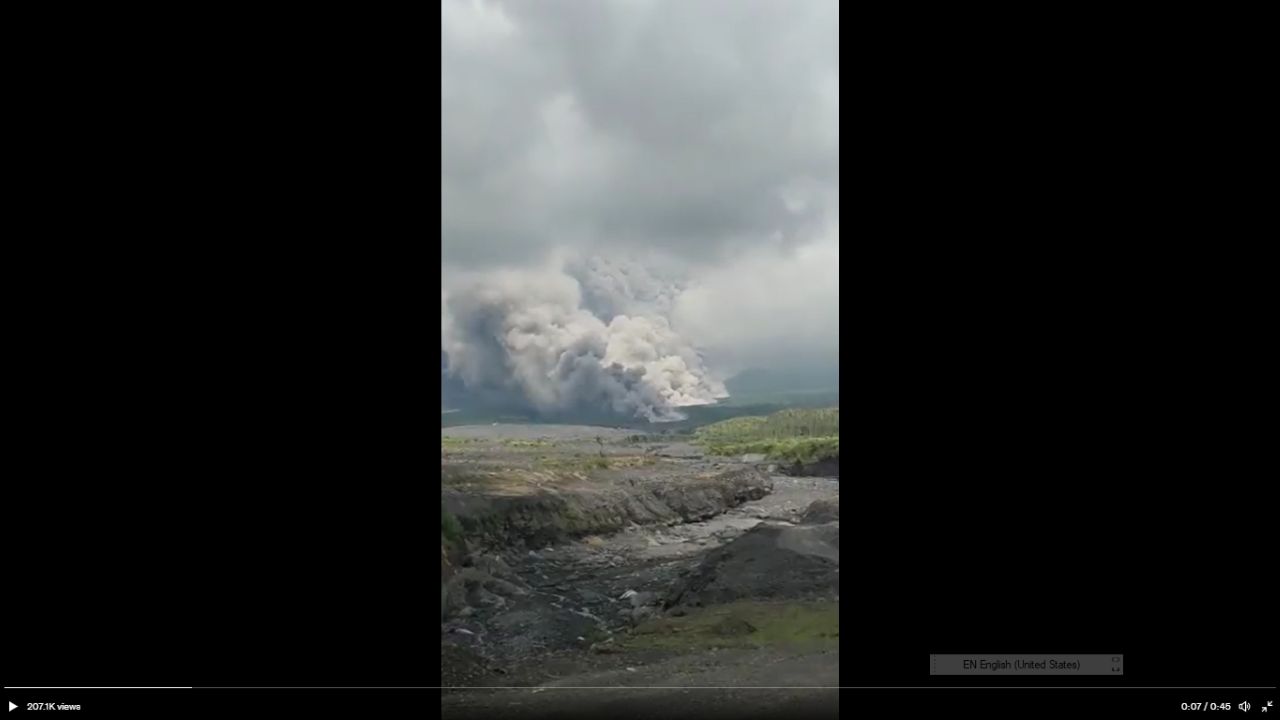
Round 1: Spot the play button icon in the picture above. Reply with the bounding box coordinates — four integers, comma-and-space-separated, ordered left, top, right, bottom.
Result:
8, 701, 15, 712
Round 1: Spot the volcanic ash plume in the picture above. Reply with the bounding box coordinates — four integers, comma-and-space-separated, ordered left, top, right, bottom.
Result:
441, 264, 727, 422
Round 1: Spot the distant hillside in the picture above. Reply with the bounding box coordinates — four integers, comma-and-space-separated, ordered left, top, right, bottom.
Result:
693, 407, 839, 468
725, 366, 838, 395
697, 407, 839, 442
721, 366, 839, 407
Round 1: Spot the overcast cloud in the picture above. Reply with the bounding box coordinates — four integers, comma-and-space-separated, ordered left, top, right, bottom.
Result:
442, 0, 838, 418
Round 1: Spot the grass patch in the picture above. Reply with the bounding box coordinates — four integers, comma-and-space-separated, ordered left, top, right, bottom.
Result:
536, 455, 613, 472
694, 407, 839, 463
696, 407, 839, 443
696, 416, 769, 441
441, 508, 464, 545
704, 436, 839, 464
623, 601, 839, 651
535, 454, 660, 472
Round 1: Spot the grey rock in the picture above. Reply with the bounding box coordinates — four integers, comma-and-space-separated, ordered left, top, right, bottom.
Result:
486, 578, 528, 597
665, 523, 839, 608
629, 606, 655, 623
472, 554, 518, 581
469, 586, 506, 608
629, 591, 658, 608
800, 498, 840, 524
442, 580, 471, 619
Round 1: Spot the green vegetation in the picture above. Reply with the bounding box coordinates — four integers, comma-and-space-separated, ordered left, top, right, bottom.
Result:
705, 436, 839, 464
696, 415, 768, 440
693, 407, 839, 463
441, 436, 481, 447
441, 508, 464, 545
539, 455, 616, 472
623, 601, 838, 651
504, 439, 552, 448
585, 456, 611, 470
697, 407, 838, 442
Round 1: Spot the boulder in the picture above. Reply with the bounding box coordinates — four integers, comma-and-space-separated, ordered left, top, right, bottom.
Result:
629, 591, 659, 608
468, 585, 506, 609
800, 498, 840, 524
629, 606, 656, 624
665, 522, 839, 609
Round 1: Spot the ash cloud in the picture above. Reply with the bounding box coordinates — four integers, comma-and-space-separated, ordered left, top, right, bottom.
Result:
442, 261, 727, 422
441, 0, 838, 417
441, 0, 837, 268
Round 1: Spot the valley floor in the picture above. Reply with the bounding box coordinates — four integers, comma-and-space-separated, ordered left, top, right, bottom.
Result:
440, 425, 839, 719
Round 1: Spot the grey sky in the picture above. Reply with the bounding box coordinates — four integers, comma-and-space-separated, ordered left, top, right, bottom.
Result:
442, 0, 838, 401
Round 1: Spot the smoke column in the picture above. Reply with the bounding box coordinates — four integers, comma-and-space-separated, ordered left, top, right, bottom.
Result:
441, 258, 727, 422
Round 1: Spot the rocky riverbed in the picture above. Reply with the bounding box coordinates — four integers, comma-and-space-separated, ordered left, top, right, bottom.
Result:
440, 424, 839, 718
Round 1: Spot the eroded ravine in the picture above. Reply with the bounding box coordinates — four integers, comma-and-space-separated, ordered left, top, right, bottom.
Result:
441, 473, 839, 689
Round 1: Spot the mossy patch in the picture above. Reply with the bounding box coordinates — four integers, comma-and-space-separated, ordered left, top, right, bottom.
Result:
441, 508, 464, 545
622, 601, 839, 652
